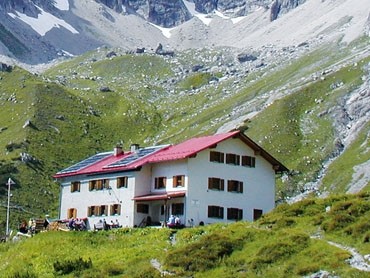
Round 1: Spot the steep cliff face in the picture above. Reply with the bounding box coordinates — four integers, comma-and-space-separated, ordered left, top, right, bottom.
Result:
193, 0, 216, 14
95, 0, 192, 27
270, 0, 307, 21
94, 0, 304, 27
148, 0, 192, 28
217, 0, 250, 17
0, 0, 57, 16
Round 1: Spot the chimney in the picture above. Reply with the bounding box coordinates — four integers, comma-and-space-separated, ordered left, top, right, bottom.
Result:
130, 144, 140, 152
114, 145, 123, 156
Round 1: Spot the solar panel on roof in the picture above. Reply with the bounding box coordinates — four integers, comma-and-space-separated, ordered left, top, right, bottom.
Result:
57, 152, 112, 174
106, 146, 164, 168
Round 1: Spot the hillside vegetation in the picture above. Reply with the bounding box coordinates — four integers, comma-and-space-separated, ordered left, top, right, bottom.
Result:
0, 192, 369, 277
0, 37, 369, 231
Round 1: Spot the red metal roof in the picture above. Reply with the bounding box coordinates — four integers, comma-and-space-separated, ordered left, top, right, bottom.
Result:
133, 191, 186, 202
147, 130, 240, 162
54, 130, 288, 179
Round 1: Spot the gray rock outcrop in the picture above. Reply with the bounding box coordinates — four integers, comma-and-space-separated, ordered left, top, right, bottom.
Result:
0, 62, 12, 72
270, 0, 307, 21
95, 0, 192, 27
148, 0, 192, 28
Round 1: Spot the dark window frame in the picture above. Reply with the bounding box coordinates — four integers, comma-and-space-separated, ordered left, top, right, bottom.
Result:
172, 203, 184, 215
173, 175, 185, 187
67, 208, 77, 218
208, 205, 224, 219
154, 177, 167, 189
210, 151, 224, 163
227, 208, 243, 220
253, 209, 263, 221
117, 176, 128, 189
227, 180, 243, 193
71, 181, 80, 193
226, 153, 240, 165
89, 179, 110, 191
110, 204, 121, 215
137, 204, 149, 214
208, 177, 225, 191
242, 155, 256, 168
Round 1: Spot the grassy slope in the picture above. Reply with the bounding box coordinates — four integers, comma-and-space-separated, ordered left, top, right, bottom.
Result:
0, 192, 369, 277
0, 39, 369, 231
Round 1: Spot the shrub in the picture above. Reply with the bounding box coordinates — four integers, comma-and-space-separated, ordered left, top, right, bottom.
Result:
250, 242, 294, 270
53, 257, 92, 275
321, 213, 354, 231
250, 231, 310, 271
344, 219, 370, 236
9, 270, 37, 278
295, 263, 320, 275
363, 232, 370, 243
164, 233, 241, 273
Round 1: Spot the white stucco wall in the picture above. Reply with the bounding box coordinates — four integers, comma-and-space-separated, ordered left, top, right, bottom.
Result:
186, 138, 275, 225
59, 171, 138, 228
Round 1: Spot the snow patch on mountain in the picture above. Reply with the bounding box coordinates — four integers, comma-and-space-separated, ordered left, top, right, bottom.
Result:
54, 0, 70, 11
183, 0, 246, 26
8, 6, 78, 36
149, 23, 174, 38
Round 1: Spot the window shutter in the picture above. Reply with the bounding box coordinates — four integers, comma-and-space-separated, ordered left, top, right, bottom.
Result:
87, 207, 91, 217
173, 176, 176, 187
227, 180, 232, 191
240, 182, 243, 193
220, 179, 224, 191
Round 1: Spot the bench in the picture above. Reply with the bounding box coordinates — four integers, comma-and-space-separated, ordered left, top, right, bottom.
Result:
94, 221, 105, 231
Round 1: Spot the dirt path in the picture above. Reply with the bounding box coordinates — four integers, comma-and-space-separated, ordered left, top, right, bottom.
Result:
326, 241, 370, 272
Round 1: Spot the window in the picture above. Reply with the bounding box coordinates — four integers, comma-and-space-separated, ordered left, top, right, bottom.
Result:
210, 151, 224, 163
227, 208, 243, 220
173, 175, 185, 187
226, 153, 240, 165
208, 177, 224, 191
100, 205, 108, 216
88, 206, 98, 217
117, 176, 128, 188
227, 180, 243, 193
154, 177, 166, 189
208, 205, 224, 219
137, 204, 149, 214
172, 203, 184, 215
89, 179, 110, 191
70, 181, 80, 193
110, 204, 121, 215
253, 209, 263, 221
242, 156, 256, 168
67, 208, 77, 219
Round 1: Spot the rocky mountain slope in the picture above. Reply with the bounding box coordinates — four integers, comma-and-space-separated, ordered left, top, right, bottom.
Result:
0, 0, 368, 64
